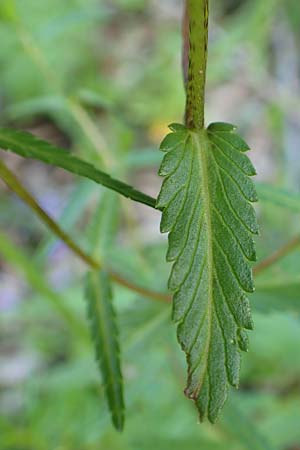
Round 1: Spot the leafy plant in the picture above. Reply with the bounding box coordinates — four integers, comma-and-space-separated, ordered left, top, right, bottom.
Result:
1, 0, 300, 436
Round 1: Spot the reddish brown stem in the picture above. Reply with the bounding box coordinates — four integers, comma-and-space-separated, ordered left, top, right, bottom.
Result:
253, 235, 300, 276
2, 160, 299, 305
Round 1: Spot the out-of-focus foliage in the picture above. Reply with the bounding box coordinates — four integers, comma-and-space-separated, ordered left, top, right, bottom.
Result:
85, 270, 124, 431
1, 0, 300, 449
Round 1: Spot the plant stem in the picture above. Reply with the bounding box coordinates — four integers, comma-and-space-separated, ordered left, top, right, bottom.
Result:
2, 159, 298, 304
2, 156, 298, 302
185, 0, 209, 129
109, 271, 170, 303
253, 235, 300, 276
0, 228, 89, 340
0, 159, 98, 269
67, 98, 113, 166
182, 2, 189, 88
16, 23, 110, 166
0, 159, 168, 302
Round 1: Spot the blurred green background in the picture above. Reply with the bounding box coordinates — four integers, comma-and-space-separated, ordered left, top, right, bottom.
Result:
1, 0, 300, 449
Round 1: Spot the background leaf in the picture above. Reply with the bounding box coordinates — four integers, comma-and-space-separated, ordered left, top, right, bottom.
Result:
85, 270, 125, 431
0, 128, 156, 208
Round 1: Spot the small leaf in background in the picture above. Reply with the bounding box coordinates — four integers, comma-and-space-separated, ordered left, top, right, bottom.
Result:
157, 122, 258, 422
85, 270, 124, 431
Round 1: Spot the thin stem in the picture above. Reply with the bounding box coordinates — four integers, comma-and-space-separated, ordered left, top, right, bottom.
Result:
0, 159, 98, 269
109, 271, 171, 303
0, 228, 89, 340
0, 159, 169, 302
253, 235, 300, 276
16, 23, 110, 166
17, 25, 62, 93
185, 0, 209, 129
2, 157, 297, 304
67, 98, 113, 166
182, 2, 189, 88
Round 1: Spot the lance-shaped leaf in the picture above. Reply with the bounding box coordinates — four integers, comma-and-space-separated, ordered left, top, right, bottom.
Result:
157, 122, 258, 423
85, 270, 124, 431
0, 128, 156, 208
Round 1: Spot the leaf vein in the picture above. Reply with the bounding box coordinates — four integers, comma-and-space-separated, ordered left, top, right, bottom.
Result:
210, 151, 255, 234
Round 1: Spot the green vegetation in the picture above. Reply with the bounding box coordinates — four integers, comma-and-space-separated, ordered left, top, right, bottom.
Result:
1, 0, 300, 449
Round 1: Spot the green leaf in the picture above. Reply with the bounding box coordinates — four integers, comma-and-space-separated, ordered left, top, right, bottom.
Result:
0, 127, 156, 209
85, 270, 125, 431
157, 122, 258, 423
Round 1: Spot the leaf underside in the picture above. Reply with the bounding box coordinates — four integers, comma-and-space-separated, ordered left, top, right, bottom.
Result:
85, 271, 124, 431
157, 122, 258, 423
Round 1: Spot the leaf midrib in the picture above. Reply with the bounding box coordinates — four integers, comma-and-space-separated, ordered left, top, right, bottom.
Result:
193, 130, 213, 396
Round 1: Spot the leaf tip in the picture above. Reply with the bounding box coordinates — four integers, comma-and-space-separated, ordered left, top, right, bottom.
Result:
168, 123, 186, 132
112, 413, 125, 432
237, 328, 250, 352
